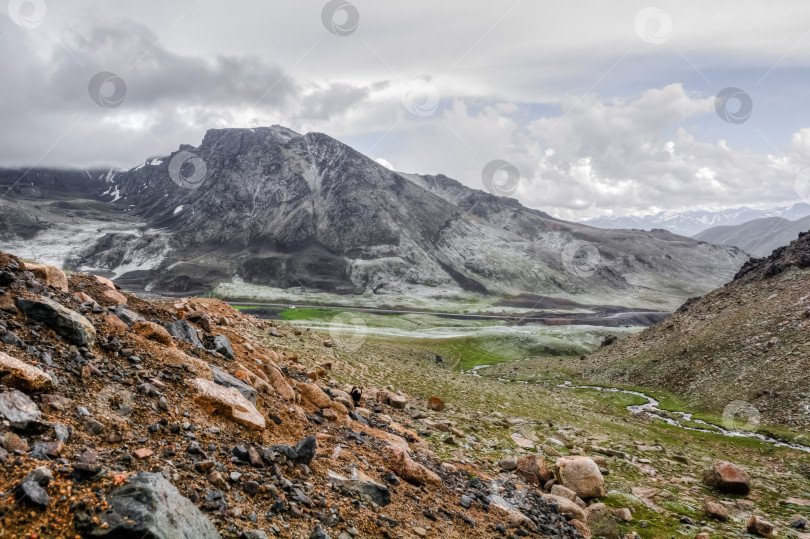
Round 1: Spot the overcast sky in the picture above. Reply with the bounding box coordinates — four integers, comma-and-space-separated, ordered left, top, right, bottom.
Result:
2, 0, 810, 220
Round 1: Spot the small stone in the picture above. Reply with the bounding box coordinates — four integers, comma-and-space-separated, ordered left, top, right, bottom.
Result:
704, 500, 728, 521
550, 484, 577, 501
83, 417, 106, 434
212, 335, 235, 359
134, 448, 153, 459
19, 480, 50, 506
499, 457, 518, 471
192, 378, 265, 430
460, 494, 472, 508
0, 350, 54, 392
747, 515, 774, 537
132, 321, 174, 346
0, 389, 42, 429
427, 397, 445, 411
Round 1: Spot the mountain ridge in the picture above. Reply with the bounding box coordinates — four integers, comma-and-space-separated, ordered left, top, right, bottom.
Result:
582, 203, 810, 237
693, 214, 810, 257
0, 126, 748, 310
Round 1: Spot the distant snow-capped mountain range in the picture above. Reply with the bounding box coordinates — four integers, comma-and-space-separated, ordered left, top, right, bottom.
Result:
581, 203, 810, 237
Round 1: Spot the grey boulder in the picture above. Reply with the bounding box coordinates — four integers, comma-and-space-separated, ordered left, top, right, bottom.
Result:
211, 335, 234, 359
212, 366, 257, 404
0, 390, 42, 430
165, 320, 203, 348
16, 297, 96, 347
84, 471, 219, 538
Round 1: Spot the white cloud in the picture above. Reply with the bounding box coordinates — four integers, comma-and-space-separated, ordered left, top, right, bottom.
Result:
2, 2, 810, 220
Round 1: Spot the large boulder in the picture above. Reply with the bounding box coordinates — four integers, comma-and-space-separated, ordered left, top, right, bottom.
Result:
0, 351, 53, 392
555, 456, 606, 499
297, 382, 332, 408
385, 445, 442, 487
702, 461, 751, 495
0, 390, 42, 430
192, 378, 265, 430
16, 297, 96, 347
82, 472, 218, 538
212, 366, 257, 404
25, 263, 69, 292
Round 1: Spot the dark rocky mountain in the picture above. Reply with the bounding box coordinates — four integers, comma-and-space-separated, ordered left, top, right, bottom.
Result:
0, 126, 748, 308
693, 214, 810, 257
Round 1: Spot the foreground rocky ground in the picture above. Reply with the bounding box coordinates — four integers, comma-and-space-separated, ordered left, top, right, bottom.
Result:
1, 249, 808, 538
0, 251, 587, 538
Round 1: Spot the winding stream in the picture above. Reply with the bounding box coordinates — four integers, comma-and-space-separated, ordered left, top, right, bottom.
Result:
464, 364, 810, 454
